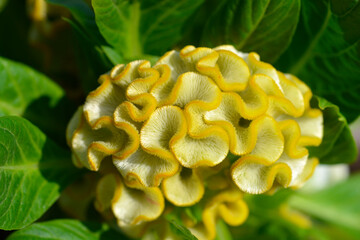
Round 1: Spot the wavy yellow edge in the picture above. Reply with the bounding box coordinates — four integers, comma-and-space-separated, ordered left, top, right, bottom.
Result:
65, 45, 325, 235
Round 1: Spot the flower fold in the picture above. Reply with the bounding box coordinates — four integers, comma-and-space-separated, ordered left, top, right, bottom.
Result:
66, 45, 324, 237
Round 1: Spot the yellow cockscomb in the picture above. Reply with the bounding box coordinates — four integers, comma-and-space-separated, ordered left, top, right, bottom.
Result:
66, 45, 323, 239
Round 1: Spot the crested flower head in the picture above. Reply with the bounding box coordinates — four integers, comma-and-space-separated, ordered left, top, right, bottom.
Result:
66, 45, 323, 239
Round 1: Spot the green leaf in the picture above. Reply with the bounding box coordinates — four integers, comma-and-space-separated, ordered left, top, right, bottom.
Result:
0, 57, 63, 117
289, 174, 360, 231
0, 116, 81, 230
308, 96, 357, 164
200, 0, 300, 62
275, 0, 360, 122
92, 0, 203, 59
165, 213, 198, 240
7, 219, 125, 240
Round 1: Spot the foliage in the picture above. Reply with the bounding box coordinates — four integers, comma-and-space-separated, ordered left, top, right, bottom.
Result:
7, 219, 123, 240
0, 116, 81, 230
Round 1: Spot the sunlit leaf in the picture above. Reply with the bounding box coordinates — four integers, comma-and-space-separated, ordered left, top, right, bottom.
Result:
92, 0, 203, 58
0, 116, 81, 230
0, 57, 63, 117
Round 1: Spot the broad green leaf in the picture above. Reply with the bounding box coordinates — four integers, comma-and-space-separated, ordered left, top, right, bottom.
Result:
308, 97, 357, 164
275, 0, 360, 122
165, 213, 198, 240
92, 0, 203, 59
289, 174, 360, 231
200, 0, 300, 62
0, 116, 81, 230
7, 219, 125, 240
0, 57, 63, 117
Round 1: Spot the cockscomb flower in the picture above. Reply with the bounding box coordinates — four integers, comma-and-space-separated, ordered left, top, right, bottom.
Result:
66, 45, 323, 239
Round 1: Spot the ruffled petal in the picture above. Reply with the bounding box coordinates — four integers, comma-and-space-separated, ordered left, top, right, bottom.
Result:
247, 116, 284, 163
297, 110, 323, 146
213, 45, 249, 59
162, 167, 204, 206
189, 189, 248, 240
113, 103, 141, 160
278, 109, 323, 147
111, 60, 146, 88
231, 157, 292, 194
275, 71, 305, 117
247, 52, 282, 89
171, 133, 229, 168
278, 74, 323, 146
175, 72, 222, 108
66, 45, 325, 237
125, 61, 158, 121
152, 51, 187, 106
197, 49, 250, 92
291, 157, 319, 188
252, 73, 304, 118
276, 152, 308, 186
278, 120, 308, 159
113, 184, 164, 225
112, 148, 179, 188
66, 106, 82, 147
231, 118, 317, 193
140, 106, 186, 160
179, 46, 214, 71
285, 73, 313, 108
71, 114, 130, 171
96, 174, 164, 225
184, 102, 226, 138
206, 97, 284, 159
83, 75, 126, 127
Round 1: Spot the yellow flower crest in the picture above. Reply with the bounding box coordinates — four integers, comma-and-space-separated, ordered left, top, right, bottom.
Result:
66, 45, 323, 239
